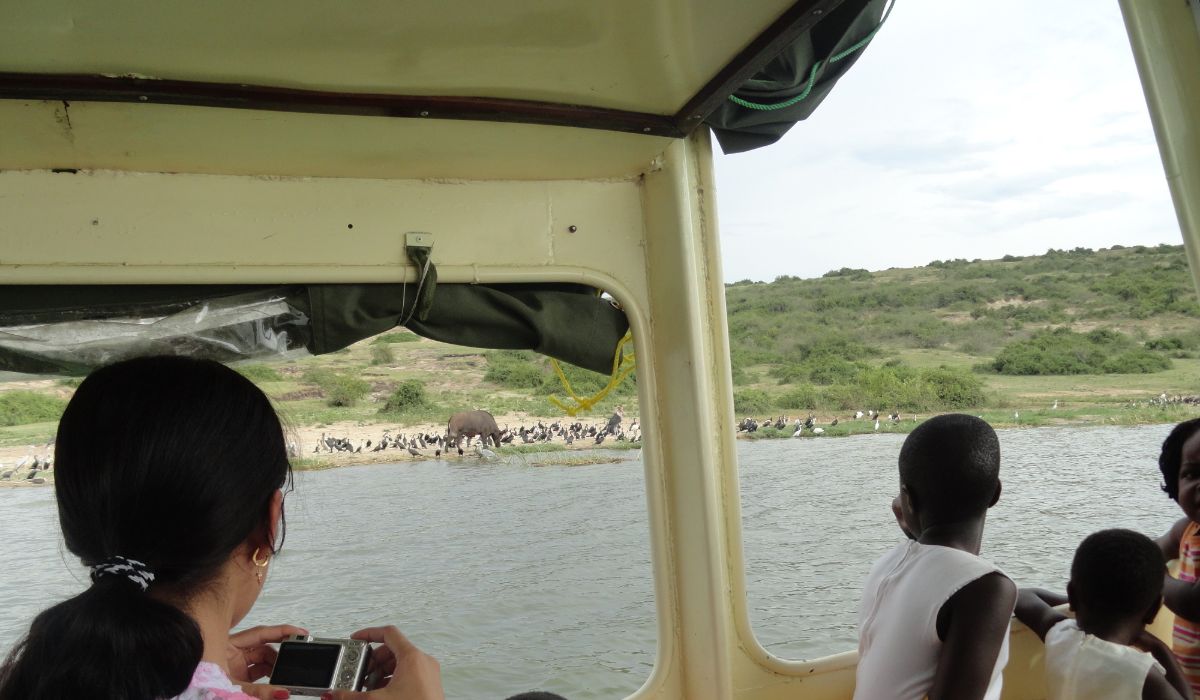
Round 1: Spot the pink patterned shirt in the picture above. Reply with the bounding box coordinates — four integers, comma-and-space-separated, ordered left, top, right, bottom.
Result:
168, 661, 256, 700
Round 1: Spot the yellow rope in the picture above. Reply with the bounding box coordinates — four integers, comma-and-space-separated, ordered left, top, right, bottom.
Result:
549, 331, 635, 416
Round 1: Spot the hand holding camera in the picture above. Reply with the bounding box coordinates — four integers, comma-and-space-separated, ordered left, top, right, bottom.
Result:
266, 625, 443, 700
227, 624, 311, 699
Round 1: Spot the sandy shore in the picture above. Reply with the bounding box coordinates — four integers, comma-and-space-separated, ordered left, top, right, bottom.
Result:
0, 412, 640, 484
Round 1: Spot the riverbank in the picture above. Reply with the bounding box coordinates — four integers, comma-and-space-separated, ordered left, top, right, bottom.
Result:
0, 412, 646, 485
4, 401, 1198, 487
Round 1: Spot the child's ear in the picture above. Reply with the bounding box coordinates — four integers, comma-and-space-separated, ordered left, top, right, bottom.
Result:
1143, 597, 1163, 626
899, 485, 921, 535
987, 481, 1003, 508
1066, 581, 1076, 612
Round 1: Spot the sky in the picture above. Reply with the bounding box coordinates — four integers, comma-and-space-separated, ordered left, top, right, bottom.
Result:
712, 0, 1181, 282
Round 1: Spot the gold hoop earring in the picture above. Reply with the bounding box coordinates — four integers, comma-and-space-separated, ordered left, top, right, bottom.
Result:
251, 546, 271, 585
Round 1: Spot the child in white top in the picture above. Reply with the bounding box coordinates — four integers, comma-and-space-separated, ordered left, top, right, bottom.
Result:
1015, 529, 1192, 700
854, 414, 1017, 700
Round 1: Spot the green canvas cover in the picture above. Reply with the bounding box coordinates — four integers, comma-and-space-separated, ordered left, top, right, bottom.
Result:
0, 282, 629, 376
704, 0, 889, 153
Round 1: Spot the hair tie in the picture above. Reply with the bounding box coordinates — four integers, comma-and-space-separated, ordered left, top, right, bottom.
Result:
90, 556, 156, 592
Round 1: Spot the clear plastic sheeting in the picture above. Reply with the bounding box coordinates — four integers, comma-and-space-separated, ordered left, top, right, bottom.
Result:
0, 293, 309, 375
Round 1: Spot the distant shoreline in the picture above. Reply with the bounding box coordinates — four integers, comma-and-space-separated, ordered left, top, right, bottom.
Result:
4, 408, 1196, 487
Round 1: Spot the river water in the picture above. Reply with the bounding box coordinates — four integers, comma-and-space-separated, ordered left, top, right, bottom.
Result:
0, 425, 1186, 698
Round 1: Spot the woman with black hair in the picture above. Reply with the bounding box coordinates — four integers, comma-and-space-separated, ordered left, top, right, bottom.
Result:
0, 356, 443, 700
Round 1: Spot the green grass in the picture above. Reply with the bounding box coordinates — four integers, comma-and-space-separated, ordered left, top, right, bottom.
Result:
0, 421, 57, 448
986, 359, 1200, 403
275, 399, 385, 426
371, 331, 422, 344
0, 392, 66, 427
236, 364, 284, 382
291, 457, 337, 471
500, 443, 567, 454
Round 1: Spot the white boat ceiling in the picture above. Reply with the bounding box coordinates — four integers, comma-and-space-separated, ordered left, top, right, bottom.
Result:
0, 0, 807, 180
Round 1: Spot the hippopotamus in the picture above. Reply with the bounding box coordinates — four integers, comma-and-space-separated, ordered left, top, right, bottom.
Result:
446, 410, 502, 452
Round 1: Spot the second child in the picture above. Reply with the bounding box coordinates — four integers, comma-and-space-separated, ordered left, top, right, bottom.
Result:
1015, 529, 1191, 700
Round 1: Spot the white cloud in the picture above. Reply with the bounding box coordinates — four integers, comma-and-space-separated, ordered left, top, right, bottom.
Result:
713, 0, 1179, 282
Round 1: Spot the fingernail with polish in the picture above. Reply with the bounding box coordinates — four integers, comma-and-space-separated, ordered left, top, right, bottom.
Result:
272, 690, 290, 699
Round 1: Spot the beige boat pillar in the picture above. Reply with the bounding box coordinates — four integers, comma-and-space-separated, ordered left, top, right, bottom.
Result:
1120, 0, 1200, 296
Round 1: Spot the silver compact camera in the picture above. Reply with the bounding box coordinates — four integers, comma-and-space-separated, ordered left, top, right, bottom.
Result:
268, 634, 371, 696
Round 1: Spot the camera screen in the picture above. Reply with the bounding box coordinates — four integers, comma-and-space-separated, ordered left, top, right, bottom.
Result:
269, 642, 341, 688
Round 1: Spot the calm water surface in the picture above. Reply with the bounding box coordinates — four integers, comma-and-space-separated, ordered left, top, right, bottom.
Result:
0, 425, 1184, 698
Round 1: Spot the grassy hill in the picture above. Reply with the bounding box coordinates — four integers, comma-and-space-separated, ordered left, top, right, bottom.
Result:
725, 243, 1200, 417
2, 243, 1199, 449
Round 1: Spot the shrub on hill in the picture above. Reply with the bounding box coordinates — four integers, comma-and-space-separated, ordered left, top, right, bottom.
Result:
989, 328, 1171, 375
370, 344, 395, 366
776, 385, 820, 410
1090, 270, 1198, 318
822, 267, 872, 281
850, 366, 937, 411
1145, 333, 1200, 358
0, 391, 67, 427
734, 389, 773, 415
484, 350, 545, 389
303, 367, 371, 406
324, 376, 371, 407
381, 380, 428, 413
920, 366, 988, 408
770, 364, 985, 412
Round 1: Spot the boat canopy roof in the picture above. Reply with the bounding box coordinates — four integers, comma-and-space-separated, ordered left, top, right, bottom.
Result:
0, 0, 889, 374
1, 0, 887, 179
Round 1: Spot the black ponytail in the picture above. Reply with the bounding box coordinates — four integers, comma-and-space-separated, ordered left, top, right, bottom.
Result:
0, 578, 202, 699
0, 356, 291, 699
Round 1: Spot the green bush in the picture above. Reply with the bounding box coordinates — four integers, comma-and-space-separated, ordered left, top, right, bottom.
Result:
822, 267, 872, 281
236, 364, 283, 382
919, 366, 987, 408
852, 366, 937, 411
734, 388, 773, 415
776, 385, 820, 410
772, 364, 808, 385
381, 380, 428, 413
990, 328, 1171, 375
0, 391, 67, 427
302, 367, 335, 387
303, 368, 371, 406
484, 350, 547, 389
1146, 336, 1186, 351
324, 375, 371, 407
370, 345, 395, 366
1101, 352, 1172, 374
806, 356, 861, 385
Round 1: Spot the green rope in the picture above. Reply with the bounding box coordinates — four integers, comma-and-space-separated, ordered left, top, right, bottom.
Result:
727, 0, 896, 112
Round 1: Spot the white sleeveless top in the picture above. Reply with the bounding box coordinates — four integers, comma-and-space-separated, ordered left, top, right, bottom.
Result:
1043, 619, 1163, 700
853, 540, 1013, 700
